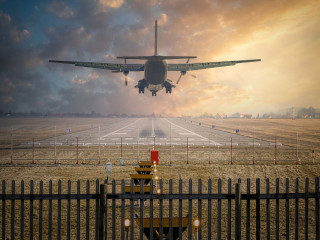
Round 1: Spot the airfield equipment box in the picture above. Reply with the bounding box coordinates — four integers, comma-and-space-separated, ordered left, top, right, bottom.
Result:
151, 150, 159, 165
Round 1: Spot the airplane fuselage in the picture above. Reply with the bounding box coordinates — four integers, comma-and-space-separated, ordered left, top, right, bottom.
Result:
144, 57, 167, 92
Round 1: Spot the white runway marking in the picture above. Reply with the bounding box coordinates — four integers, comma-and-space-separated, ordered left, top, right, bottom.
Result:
164, 118, 221, 146
100, 120, 139, 139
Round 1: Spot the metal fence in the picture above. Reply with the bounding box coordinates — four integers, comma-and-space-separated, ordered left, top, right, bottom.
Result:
0, 136, 318, 165
1, 177, 320, 239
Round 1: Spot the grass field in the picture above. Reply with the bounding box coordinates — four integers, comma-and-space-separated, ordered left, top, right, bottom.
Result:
0, 117, 319, 239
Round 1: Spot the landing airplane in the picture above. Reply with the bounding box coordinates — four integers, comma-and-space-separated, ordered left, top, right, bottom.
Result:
49, 21, 260, 96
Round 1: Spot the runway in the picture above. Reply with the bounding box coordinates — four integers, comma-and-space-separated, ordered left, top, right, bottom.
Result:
38, 118, 271, 147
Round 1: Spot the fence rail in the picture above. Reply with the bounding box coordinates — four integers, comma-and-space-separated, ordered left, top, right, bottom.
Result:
0, 135, 318, 165
1, 177, 320, 239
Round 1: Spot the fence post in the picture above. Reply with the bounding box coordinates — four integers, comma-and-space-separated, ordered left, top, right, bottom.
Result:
32, 137, 35, 164
274, 137, 277, 165
230, 138, 233, 165
235, 183, 242, 240
187, 137, 189, 165
99, 184, 106, 240
121, 137, 123, 158
10, 128, 13, 164
76, 137, 79, 165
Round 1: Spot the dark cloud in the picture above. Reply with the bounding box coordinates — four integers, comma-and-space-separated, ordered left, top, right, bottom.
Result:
1, 0, 319, 115
47, 1, 74, 19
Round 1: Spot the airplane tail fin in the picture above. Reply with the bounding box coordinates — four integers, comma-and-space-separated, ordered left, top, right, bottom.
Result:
117, 20, 197, 60
154, 20, 158, 56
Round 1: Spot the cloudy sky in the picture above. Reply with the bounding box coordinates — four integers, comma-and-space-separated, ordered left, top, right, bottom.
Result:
0, 0, 319, 116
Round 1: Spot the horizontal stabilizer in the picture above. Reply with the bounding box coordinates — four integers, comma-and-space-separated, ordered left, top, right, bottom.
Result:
117, 56, 197, 60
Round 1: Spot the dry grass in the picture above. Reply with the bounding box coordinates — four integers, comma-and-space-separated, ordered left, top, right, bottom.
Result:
1, 117, 319, 239
197, 118, 320, 149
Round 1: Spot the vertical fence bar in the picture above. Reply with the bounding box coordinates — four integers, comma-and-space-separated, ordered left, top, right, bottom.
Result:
276, 178, 280, 240
57, 180, 61, 240
121, 137, 122, 158
305, 178, 309, 240
274, 137, 277, 165
121, 180, 125, 240
188, 179, 192, 240
11, 128, 13, 164
112, 180, 116, 240
76, 137, 79, 164
218, 179, 222, 240
235, 182, 241, 240
285, 178, 289, 240
187, 137, 189, 164
296, 132, 299, 165
77, 180, 81, 240
99, 184, 106, 240
170, 124, 172, 165
2, 181, 5, 239
169, 179, 173, 240
246, 179, 251, 240
30, 180, 34, 240
295, 178, 299, 240
95, 179, 99, 240
105, 180, 108, 239
316, 177, 319, 240
252, 130, 255, 165
266, 179, 270, 240
208, 179, 212, 240
159, 179, 164, 240
139, 180, 144, 240
49, 180, 52, 240
138, 128, 140, 161
230, 138, 233, 165
32, 137, 35, 164
11, 180, 15, 240
179, 179, 183, 240
130, 180, 134, 240
39, 180, 43, 240
67, 180, 71, 240
198, 179, 202, 240
86, 180, 90, 240
149, 179, 154, 240
256, 179, 260, 240
228, 179, 232, 240
21, 180, 24, 240
98, 126, 101, 164
54, 126, 56, 164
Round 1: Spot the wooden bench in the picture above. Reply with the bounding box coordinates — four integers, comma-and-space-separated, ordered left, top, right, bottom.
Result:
124, 185, 154, 193
130, 174, 153, 185
138, 161, 153, 168
135, 167, 153, 175
135, 214, 189, 240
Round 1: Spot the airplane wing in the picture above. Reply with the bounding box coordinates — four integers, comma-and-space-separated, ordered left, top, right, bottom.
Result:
48, 60, 145, 71
167, 59, 261, 71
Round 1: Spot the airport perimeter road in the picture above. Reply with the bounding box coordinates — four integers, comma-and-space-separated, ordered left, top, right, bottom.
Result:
38, 118, 271, 147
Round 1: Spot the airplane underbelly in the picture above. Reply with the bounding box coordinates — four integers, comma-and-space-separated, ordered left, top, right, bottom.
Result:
145, 59, 167, 85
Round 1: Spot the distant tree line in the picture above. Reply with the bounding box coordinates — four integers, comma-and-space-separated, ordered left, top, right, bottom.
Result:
197, 107, 320, 119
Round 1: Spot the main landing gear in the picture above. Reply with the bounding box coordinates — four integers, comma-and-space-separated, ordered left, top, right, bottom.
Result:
151, 92, 157, 96
165, 87, 172, 94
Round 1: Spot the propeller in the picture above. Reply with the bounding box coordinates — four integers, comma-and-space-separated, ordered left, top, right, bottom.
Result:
176, 58, 190, 84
